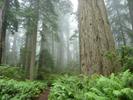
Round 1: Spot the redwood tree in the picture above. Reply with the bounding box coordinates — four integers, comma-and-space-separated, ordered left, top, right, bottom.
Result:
78, 0, 117, 75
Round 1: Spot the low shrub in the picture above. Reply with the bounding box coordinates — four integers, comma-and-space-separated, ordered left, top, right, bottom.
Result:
49, 70, 133, 100
0, 65, 25, 80
0, 78, 47, 100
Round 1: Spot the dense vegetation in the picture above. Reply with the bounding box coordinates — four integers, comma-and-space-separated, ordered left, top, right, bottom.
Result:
49, 71, 133, 100
0, 66, 24, 80
0, 66, 47, 100
0, 78, 47, 100
0, 66, 133, 100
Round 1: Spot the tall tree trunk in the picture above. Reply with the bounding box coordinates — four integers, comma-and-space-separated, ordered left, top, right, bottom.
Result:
1, 0, 9, 64
29, 0, 39, 80
1, 19, 7, 64
12, 33, 18, 66
24, 19, 32, 77
0, 0, 8, 64
78, 0, 117, 75
127, 0, 133, 44
51, 29, 55, 69
38, 24, 46, 69
66, 27, 70, 66
24, 0, 39, 80
127, 0, 133, 30
0, 1, 4, 64
3, 31, 10, 64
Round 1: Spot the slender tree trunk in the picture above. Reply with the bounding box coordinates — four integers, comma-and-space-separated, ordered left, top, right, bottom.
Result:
66, 29, 70, 66
38, 24, 46, 69
12, 33, 18, 66
79, 0, 117, 75
127, 0, 133, 30
0, 2, 4, 64
24, 19, 32, 76
127, 0, 133, 44
3, 31, 10, 64
39, 37, 45, 68
51, 29, 55, 69
1, 21, 7, 64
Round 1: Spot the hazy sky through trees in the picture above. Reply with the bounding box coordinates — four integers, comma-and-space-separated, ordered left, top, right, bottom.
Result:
70, 0, 78, 12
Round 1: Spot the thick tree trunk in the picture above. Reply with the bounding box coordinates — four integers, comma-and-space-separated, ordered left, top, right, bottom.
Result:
0, 0, 7, 64
29, 0, 39, 80
79, 0, 117, 75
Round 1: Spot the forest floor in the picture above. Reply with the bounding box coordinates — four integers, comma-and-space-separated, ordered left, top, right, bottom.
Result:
38, 87, 51, 100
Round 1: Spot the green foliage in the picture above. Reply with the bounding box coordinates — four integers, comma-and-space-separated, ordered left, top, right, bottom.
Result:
105, 51, 119, 62
0, 78, 47, 100
118, 46, 133, 72
39, 49, 54, 72
49, 70, 133, 100
105, 46, 133, 72
0, 65, 24, 80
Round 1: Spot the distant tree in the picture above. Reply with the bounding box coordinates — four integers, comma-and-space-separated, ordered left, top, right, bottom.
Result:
0, 0, 19, 64
127, 0, 133, 44
23, 0, 39, 80
38, 0, 59, 71
127, 0, 133, 31
106, 0, 128, 46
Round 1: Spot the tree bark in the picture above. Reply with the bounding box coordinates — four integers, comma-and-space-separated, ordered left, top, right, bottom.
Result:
0, 0, 8, 64
78, 0, 117, 75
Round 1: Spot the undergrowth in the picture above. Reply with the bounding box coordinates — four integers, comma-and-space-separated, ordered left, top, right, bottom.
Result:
0, 65, 24, 80
49, 70, 133, 100
0, 78, 47, 100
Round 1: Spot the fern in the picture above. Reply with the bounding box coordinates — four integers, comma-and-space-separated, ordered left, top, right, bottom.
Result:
49, 71, 133, 100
